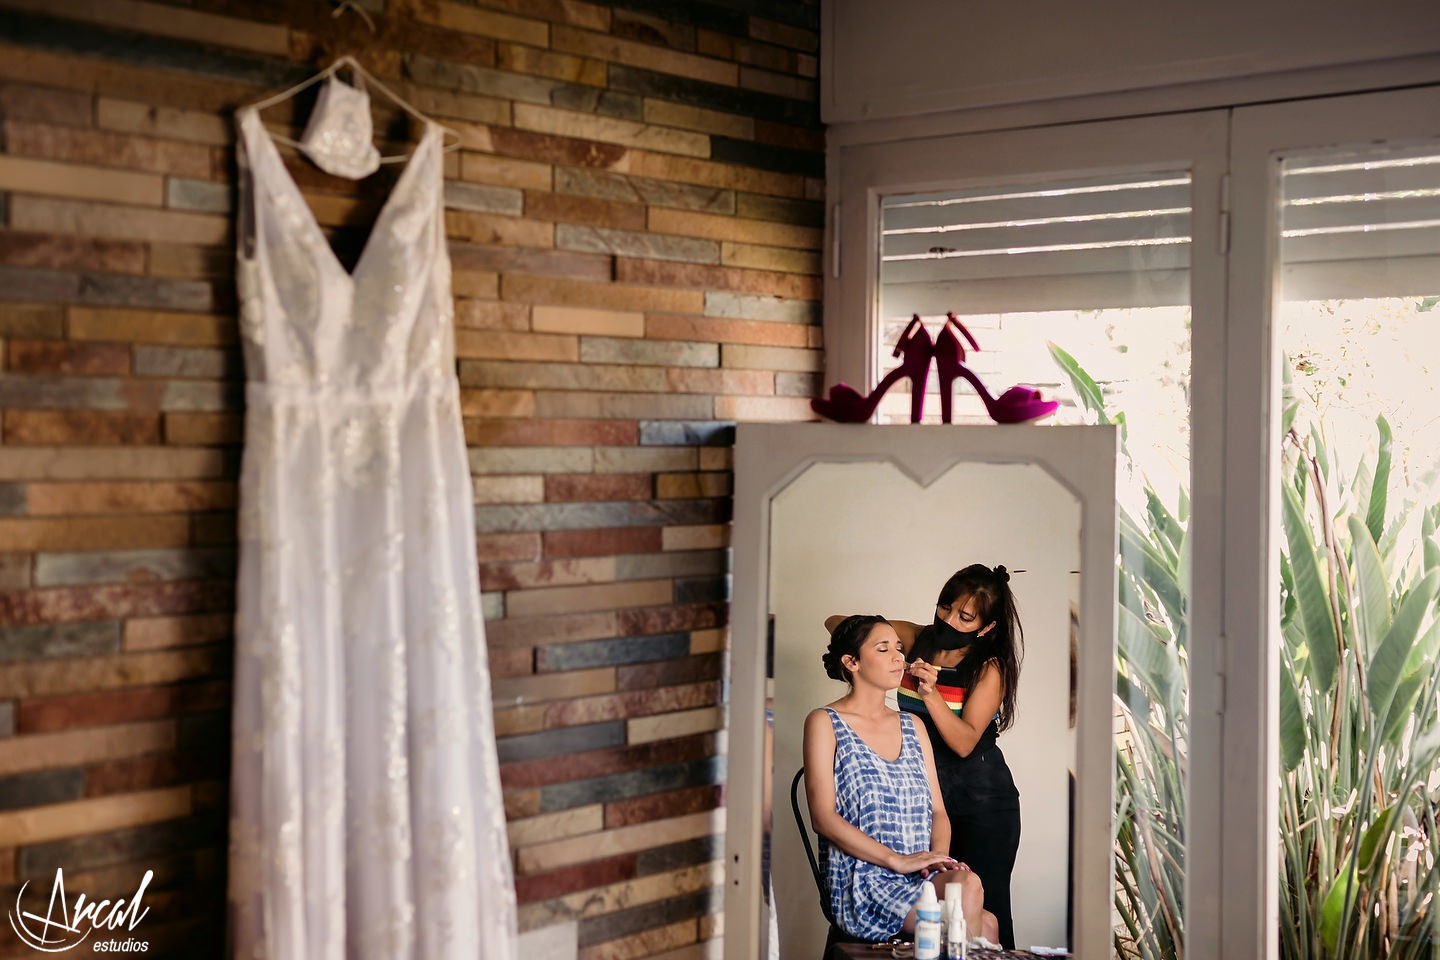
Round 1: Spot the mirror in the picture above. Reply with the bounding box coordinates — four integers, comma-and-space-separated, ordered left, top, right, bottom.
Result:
726, 424, 1116, 960
771, 461, 1076, 955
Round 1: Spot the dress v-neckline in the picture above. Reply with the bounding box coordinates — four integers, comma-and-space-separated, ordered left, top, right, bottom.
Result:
828, 706, 907, 764
241, 108, 438, 284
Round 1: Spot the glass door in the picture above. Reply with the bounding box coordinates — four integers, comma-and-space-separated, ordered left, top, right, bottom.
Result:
743, 111, 1232, 960
1230, 86, 1440, 960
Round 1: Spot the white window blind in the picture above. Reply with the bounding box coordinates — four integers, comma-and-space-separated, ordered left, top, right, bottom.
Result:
880, 172, 1192, 316
1281, 147, 1440, 300
878, 149, 1440, 319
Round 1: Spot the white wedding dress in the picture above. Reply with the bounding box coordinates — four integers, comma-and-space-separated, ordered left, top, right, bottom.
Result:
227, 107, 518, 960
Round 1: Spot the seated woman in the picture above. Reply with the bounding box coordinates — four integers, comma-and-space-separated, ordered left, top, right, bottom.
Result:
804, 614, 999, 944
825, 564, 1024, 948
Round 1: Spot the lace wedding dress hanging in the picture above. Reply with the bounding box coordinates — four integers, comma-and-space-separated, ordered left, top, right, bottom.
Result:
227, 99, 517, 959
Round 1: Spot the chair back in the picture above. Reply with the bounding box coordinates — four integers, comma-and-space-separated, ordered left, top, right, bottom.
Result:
789, 766, 835, 924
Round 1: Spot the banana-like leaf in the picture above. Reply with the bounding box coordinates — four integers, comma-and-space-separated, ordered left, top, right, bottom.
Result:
1278, 661, 1306, 773
1281, 616, 1308, 659
1310, 424, 1330, 484
1346, 515, 1391, 659
1117, 573, 1153, 633
1357, 803, 1402, 877
1352, 458, 1375, 528
1175, 523, 1190, 644
1117, 605, 1179, 705
1411, 722, 1440, 764
1146, 488, 1183, 557
1318, 865, 1358, 955
1366, 568, 1440, 724
1279, 553, 1298, 627
1120, 519, 1184, 627
1380, 670, 1425, 747
1366, 415, 1393, 543
1114, 672, 1149, 716
1426, 507, 1440, 573
1378, 498, 1430, 568
1402, 619, 1440, 676
1119, 505, 1170, 566
1046, 341, 1111, 423
1280, 359, 1302, 438
1283, 484, 1339, 694
1395, 657, 1440, 763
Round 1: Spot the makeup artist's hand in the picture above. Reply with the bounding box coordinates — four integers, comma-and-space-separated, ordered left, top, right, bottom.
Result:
909, 659, 939, 697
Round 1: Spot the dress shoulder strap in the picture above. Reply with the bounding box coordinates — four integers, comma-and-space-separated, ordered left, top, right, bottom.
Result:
897, 710, 925, 758
898, 710, 918, 745
234, 110, 259, 261
821, 706, 854, 764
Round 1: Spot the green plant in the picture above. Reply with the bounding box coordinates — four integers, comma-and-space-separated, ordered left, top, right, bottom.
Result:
1047, 342, 1440, 959
1049, 343, 1187, 960
1277, 365, 1440, 960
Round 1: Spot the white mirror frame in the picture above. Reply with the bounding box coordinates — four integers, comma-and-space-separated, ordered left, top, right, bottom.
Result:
724, 422, 1117, 960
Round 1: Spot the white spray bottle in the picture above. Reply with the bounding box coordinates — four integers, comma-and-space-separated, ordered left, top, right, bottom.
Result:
944, 889, 967, 960
913, 880, 942, 960
942, 882, 964, 958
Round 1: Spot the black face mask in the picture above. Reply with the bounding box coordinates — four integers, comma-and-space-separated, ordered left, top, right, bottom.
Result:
932, 614, 981, 651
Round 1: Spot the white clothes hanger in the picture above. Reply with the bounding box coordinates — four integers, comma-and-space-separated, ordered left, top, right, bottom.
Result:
241, 54, 462, 163
328, 0, 377, 34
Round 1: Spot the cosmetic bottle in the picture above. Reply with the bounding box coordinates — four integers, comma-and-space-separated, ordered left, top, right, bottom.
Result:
942, 884, 961, 943
913, 880, 942, 960
944, 896, 967, 960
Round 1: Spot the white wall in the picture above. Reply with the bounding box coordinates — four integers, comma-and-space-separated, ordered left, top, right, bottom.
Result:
768, 461, 1079, 955
823, 0, 1440, 124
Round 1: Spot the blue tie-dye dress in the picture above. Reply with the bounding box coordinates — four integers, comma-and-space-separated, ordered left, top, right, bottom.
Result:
820, 706, 934, 941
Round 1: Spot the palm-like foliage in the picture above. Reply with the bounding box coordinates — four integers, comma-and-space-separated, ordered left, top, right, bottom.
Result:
1048, 343, 1440, 959
1277, 366, 1440, 960
1049, 344, 1187, 959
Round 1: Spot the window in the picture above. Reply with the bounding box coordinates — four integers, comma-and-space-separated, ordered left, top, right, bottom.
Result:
1271, 143, 1440, 959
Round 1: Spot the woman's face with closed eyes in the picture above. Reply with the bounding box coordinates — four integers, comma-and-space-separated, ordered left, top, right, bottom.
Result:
841, 622, 907, 690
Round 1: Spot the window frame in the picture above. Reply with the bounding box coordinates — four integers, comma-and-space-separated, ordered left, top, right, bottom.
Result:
819, 109, 1232, 957
1225, 84, 1440, 959
814, 84, 1440, 960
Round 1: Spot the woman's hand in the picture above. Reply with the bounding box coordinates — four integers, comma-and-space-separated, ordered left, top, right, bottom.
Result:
887, 849, 954, 875
918, 660, 1005, 759
908, 659, 940, 697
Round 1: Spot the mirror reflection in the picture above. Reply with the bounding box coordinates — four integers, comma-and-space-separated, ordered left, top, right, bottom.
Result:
765, 461, 1078, 957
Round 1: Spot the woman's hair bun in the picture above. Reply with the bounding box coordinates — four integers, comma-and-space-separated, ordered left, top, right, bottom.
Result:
824, 614, 888, 683
992, 564, 1010, 583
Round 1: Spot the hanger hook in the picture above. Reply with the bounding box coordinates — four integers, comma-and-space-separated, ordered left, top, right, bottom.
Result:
329, 0, 377, 34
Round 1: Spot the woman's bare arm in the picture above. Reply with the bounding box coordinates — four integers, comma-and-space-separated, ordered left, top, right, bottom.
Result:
914, 660, 1004, 757
916, 722, 950, 854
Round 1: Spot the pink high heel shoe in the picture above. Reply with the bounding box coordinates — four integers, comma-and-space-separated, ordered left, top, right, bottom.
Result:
812, 315, 934, 423
933, 312, 1059, 424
